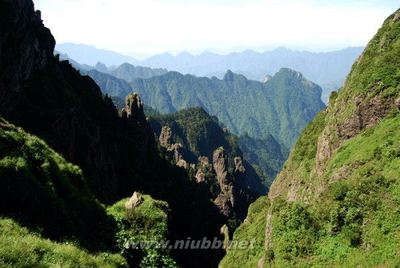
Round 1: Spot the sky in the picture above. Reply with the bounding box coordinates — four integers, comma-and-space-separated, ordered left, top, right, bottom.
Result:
34, 0, 399, 58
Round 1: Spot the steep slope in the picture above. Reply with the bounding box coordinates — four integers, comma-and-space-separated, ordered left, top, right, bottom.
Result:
221, 9, 400, 267
0, 118, 116, 251
130, 69, 325, 148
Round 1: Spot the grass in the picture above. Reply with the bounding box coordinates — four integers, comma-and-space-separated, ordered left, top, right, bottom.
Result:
219, 196, 269, 268
0, 218, 126, 268
107, 194, 177, 268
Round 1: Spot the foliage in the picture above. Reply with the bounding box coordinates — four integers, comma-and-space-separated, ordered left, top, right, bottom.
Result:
0, 118, 116, 251
130, 69, 325, 148
107, 195, 177, 268
219, 196, 269, 268
239, 133, 288, 187
0, 218, 126, 268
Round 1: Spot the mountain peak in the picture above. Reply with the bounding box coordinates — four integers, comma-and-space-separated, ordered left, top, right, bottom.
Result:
275, 68, 303, 79
223, 70, 235, 81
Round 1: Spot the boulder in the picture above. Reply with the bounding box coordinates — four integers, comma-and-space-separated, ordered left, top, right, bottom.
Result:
125, 192, 144, 210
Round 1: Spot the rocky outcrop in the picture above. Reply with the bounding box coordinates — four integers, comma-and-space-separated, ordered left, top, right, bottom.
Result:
213, 147, 229, 185
125, 192, 144, 209
159, 126, 189, 169
195, 156, 211, 183
122, 93, 146, 123
316, 94, 400, 175
234, 157, 246, 174
159, 126, 173, 148
213, 147, 235, 217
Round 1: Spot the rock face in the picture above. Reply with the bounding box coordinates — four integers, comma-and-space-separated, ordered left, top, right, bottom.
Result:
234, 157, 246, 173
158, 126, 189, 169
213, 147, 235, 217
195, 156, 211, 183
159, 126, 173, 148
0, 0, 55, 115
125, 192, 144, 209
122, 93, 146, 123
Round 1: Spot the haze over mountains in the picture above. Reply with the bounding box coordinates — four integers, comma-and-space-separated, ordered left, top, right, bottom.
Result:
57, 43, 363, 102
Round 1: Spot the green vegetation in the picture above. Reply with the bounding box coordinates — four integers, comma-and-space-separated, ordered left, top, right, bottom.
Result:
0, 218, 126, 268
239, 134, 288, 187
149, 107, 240, 161
130, 69, 325, 148
221, 9, 400, 267
107, 195, 177, 268
219, 196, 269, 268
0, 118, 115, 251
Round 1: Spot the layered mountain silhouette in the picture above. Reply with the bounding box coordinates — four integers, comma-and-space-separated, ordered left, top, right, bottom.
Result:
57, 44, 363, 102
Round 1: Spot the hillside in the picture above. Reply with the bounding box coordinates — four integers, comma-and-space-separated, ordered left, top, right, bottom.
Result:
221, 9, 400, 267
130, 68, 325, 148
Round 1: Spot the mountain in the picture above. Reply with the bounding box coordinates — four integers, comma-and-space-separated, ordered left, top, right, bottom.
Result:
55, 44, 363, 103
80, 70, 289, 189
56, 43, 138, 66
148, 107, 263, 217
111, 63, 168, 82
139, 47, 363, 102
130, 69, 326, 148
0, 1, 263, 267
85, 69, 133, 97
221, 9, 400, 267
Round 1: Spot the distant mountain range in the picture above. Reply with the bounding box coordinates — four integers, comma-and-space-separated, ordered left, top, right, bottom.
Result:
56, 43, 138, 66
56, 43, 363, 102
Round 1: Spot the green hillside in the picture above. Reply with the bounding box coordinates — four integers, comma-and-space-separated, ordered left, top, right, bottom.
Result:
130, 69, 325, 148
221, 8, 400, 267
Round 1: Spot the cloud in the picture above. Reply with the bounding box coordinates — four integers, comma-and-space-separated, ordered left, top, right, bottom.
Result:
33, 0, 397, 55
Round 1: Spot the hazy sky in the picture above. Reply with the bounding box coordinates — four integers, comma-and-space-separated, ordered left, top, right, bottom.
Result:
34, 0, 398, 58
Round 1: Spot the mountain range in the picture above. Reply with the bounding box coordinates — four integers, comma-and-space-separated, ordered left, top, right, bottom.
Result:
85, 66, 324, 187
57, 44, 363, 102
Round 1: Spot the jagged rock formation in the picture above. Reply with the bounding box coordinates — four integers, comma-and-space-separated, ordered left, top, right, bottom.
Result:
221, 9, 400, 267
234, 156, 246, 173
150, 108, 264, 222
159, 126, 189, 168
195, 156, 211, 183
213, 147, 235, 217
